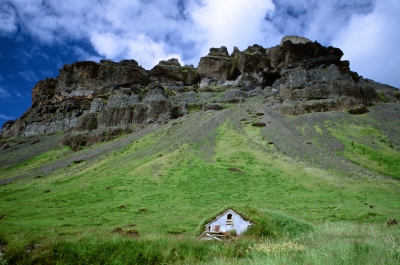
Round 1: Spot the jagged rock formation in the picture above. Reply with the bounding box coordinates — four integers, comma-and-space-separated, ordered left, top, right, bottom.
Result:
280, 36, 312, 45
1, 36, 399, 148
150, 58, 199, 86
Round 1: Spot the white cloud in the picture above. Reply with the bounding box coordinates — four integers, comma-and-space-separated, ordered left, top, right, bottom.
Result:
90, 32, 124, 60
188, 0, 277, 54
18, 70, 38, 83
2, 0, 400, 88
332, 0, 400, 87
0, 3, 18, 35
73, 46, 103, 62
90, 32, 183, 69
265, 0, 376, 45
0, 87, 11, 98
0, 114, 15, 120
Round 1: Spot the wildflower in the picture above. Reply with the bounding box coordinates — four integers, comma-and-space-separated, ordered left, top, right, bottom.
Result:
251, 241, 307, 254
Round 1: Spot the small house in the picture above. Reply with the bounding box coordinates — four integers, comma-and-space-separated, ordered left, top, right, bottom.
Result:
199, 209, 252, 241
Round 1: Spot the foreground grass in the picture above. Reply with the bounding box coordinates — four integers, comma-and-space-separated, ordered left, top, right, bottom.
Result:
1, 222, 399, 264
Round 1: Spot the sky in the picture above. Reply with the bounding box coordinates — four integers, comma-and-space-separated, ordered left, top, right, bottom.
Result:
1, 0, 399, 127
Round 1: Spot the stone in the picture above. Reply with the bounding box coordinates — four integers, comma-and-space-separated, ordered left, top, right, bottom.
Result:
1, 36, 398, 140
90, 98, 105, 113
128, 94, 141, 105
203, 104, 223, 111
223, 89, 247, 101
1, 59, 149, 138
142, 87, 168, 103
209, 46, 229, 57
348, 106, 370, 115
150, 58, 199, 86
175, 91, 198, 103
280, 35, 312, 45
74, 113, 98, 131
107, 93, 131, 108
197, 52, 231, 80
252, 122, 266, 127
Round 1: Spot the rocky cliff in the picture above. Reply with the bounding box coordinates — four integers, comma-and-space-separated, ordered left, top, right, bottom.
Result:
1, 36, 399, 148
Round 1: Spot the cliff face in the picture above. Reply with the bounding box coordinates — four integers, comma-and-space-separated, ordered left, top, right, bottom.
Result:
1, 36, 399, 145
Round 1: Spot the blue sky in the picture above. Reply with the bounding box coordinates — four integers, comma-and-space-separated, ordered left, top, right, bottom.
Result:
1, 0, 399, 128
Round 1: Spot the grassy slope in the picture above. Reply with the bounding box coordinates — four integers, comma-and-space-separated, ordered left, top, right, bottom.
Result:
0, 102, 399, 244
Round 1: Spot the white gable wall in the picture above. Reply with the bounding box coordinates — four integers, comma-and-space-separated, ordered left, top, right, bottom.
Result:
205, 210, 252, 235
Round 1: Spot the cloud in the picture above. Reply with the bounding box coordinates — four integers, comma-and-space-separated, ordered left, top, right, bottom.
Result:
73, 46, 103, 62
5, 0, 193, 67
90, 32, 185, 69
18, 70, 38, 82
332, 0, 400, 87
0, 3, 18, 35
0, 87, 11, 98
0, 113, 15, 120
187, 0, 277, 54
2, 0, 400, 87
267, 0, 375, 45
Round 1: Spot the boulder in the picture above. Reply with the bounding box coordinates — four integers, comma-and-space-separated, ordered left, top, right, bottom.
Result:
223, 89, 247, 102
150, 58, 199, 86
196, 46, 231, 80
90, 98, 105, 113
280, 36, 312, 45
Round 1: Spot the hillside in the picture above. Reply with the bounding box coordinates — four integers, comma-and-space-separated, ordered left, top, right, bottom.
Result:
0, 36, 399, 264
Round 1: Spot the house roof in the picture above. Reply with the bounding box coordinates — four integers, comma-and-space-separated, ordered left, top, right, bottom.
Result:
204, 208, 251, 227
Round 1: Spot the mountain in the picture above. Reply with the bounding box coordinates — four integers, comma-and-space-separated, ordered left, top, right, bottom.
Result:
1, 36, 398, 144
0, 36, 399, 263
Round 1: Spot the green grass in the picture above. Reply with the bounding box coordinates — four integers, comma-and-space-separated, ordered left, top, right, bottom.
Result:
314, 125, 323, 135
1, 222, 399, 264
379, 92, 388, 103
1, 120, 399, 241
1, 108, 400, 264
328, 122, 400, 179
0, 146, 72, 180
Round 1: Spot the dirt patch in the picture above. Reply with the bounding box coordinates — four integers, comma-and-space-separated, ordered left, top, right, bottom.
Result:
126, 229, 140, 237
229, 167, 245, 174
112, 227, 140, 238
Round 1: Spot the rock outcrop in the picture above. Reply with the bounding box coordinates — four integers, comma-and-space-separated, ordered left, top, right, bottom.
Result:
150, 58, 199, 86
197, 46, 231, 80
1, 36, 399, 146
280, 36, 312, 45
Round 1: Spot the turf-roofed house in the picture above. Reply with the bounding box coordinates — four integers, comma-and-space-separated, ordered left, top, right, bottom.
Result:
199, 209, 252, 241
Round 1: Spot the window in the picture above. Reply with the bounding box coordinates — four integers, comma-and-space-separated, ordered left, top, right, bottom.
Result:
226, 213, 233, 225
